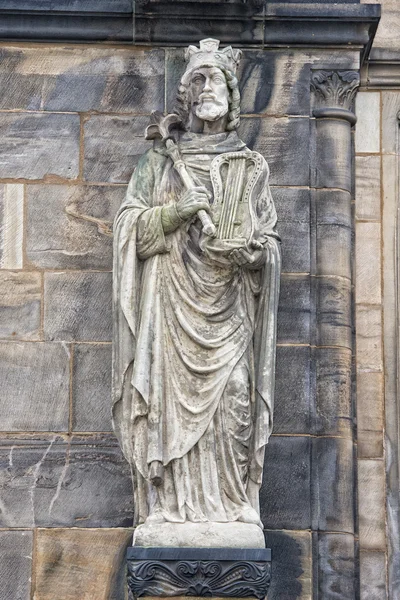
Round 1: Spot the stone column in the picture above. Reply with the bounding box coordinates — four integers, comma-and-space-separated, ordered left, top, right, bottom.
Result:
310, 70, 360, 599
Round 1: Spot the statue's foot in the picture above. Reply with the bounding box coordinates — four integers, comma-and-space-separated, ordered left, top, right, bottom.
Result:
145, 510, 166, 524
237, 506, 262, 527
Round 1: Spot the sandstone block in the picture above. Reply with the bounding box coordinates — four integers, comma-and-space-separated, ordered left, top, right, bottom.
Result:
0, 342, 69, 431
312, 437, 354, 533
277, 274, 310, 344
0, 46, 164, 113
72, 343, 112, 432
44, 272, 112, 342
356, 305, 383, 372
0, 112, 80, 180
382, 91, 400, 154
264, 530, 312, 600
274, 345, 311, 434
316, 276, 352, 349
27, 184, 125, 270
279, 220, 310, 273
355, 156, 381, 221
317, 533, 355, 599
314, 189, 352, 228
0, 271, 41, 340
34, 528, 132, 600
315, 119, 352, 192
316, 224, 352, 279
0, 184, 24, 269
357, 372, 384, 458
271, 187, 310, 223
0, 434, 132, 527
238, 117, 310, 186
356, 221, 382, 305
355, 92, 381, 154
360, 551, 387, 600
0, 530, 32, 600
314, 347, 352, 437
358, 459, 386, 551
261, 436, 311, 530
83, 115, 152, 184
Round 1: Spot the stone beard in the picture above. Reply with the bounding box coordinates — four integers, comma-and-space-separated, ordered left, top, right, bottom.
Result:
112, 39, 281, 548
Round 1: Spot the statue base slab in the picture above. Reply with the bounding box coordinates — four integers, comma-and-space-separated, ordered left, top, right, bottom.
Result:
133, 521, 265, 549
127, 546, 272, 599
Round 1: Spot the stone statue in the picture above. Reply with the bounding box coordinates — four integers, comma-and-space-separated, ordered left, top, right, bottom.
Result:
112, 39, 281, 548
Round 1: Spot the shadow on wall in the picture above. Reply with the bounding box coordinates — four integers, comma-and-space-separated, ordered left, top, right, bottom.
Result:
265, 531, 304, 599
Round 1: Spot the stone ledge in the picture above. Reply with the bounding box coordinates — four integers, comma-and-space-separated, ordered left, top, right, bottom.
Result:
0, 2, 380, 60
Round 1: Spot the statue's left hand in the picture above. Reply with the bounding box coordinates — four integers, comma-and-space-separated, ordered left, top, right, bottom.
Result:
229, 240, 266, 269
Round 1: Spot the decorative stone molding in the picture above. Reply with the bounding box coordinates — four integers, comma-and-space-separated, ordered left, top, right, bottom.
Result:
0, 2, 380, 52
311, 70, 360, 124
127, 548, 272, 599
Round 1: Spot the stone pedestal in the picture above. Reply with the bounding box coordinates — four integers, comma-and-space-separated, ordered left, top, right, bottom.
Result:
127, 547, 271, 599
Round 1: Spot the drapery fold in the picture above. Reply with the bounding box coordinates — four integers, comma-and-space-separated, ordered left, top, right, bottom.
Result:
112, 131, 280, 525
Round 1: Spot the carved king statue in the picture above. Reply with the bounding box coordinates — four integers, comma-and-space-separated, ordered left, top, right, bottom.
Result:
112, 39, 281, 549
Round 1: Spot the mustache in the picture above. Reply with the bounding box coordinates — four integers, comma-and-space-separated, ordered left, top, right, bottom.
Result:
198, 93, 225, 105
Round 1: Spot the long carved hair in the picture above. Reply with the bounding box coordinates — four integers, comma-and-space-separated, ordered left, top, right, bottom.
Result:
174, 67, 241, 131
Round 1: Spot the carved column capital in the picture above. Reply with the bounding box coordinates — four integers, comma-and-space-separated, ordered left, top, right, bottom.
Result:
311, 70, 360, 124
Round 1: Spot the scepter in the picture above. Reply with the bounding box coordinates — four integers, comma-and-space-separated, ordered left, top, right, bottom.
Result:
145, 112, 217, 238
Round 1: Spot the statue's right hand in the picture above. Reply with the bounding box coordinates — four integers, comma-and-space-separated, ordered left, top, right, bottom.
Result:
176, 187, 211, 221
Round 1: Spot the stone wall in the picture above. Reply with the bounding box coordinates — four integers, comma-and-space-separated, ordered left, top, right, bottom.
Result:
0, 41, 360, 599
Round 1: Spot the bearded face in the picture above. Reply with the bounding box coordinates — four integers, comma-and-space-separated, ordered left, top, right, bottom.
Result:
189, 66, 230, 123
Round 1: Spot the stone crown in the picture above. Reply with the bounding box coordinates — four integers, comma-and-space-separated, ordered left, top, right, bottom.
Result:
184, 38, 242, 75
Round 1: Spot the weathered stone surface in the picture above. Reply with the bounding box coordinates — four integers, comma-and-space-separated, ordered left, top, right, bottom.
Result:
0, 112, 80, 180
277, 275, 310, 344
0, 184, 24, 269
0, 435, 133, 527
0, 342, 69, 432
317, 533, 355, 599
83, 115, 152, 184
0, 530, 32, 600
356, 305, 383, 372
34, 527, 132, 600
261, 436, 311, 530
44, 272, 112, 342
358, 459, 386, 550
26, 185, 125, 270
356, 221, 382, 305
316, 276, 352, 348
314, 189, 352, 228
315, 118, 352, 192
271, 187, 310, 223
279, 221, 310, 273
315, 347, 352, 438
72, 343, 112, 432
357, 372, 384, 458
382, 91, 400, 154
360, 551, 387, 600
274, 345, 311, 434
316, 224, 351, 279
312, 437, 354, 533
264, 530, 312, 600
0, 46, 164, 113
238, 117, 310, 186
355, 156, 381, 221
0, 271, 41, 340
355, 92, 381, 153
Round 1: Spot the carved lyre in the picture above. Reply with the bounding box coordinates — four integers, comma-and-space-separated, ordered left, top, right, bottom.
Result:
210, 151, 264, 244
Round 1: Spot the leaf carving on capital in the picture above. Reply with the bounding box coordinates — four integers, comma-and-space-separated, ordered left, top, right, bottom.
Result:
311, 70, 360, 110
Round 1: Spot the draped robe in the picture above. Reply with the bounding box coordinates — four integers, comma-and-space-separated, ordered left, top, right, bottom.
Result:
112, 130, 280, 527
